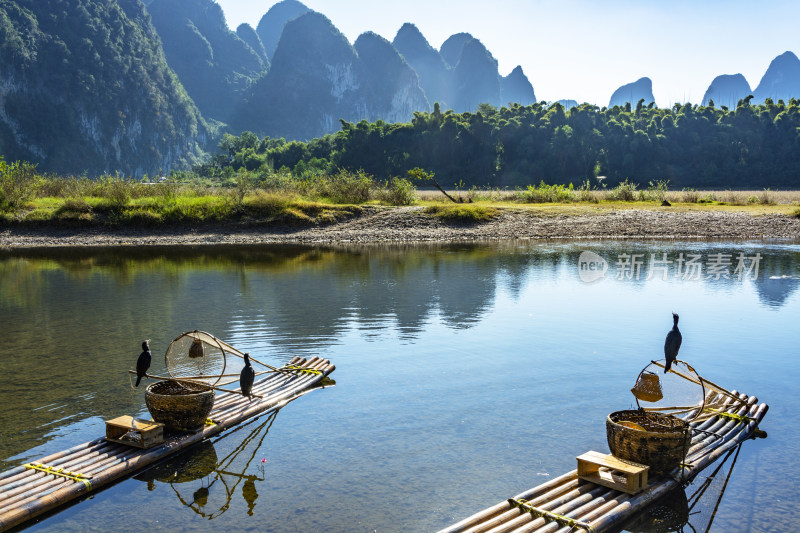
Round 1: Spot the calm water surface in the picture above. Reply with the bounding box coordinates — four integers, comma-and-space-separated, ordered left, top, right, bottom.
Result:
1, 242, 798, 532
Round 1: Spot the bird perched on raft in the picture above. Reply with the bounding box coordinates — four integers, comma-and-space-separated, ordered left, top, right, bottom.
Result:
136, 340, 151, 387
240, 352, 255, 399
664, 312, 682, 373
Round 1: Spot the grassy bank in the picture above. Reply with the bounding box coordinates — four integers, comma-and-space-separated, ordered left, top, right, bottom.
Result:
1, 161, 798, 227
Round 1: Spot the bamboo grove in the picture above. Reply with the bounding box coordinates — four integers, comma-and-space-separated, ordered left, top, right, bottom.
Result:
203, 98, 800, 189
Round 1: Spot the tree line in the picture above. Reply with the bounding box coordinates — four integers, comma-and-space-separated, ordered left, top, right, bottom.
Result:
197, 97, 800, 189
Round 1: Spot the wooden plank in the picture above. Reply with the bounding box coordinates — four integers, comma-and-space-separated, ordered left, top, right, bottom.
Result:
576, 451, 648, 475
105, 416, 164, 449
577, 451, 648, 495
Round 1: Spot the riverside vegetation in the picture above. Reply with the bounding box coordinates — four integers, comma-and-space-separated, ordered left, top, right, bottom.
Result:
2, 157, 799, 227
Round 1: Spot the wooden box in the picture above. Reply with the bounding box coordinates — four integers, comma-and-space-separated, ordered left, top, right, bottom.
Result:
577, 450, 649, 494
105, 416, 164, 449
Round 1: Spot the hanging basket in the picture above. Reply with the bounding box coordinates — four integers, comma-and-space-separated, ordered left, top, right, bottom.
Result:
606, 410, 690, 474
631, 371, 663, 403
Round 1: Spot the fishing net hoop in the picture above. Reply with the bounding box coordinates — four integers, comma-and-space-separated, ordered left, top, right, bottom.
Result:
632, 359, 748, 422
165, 330, 229, 387
633, 359, 707, 421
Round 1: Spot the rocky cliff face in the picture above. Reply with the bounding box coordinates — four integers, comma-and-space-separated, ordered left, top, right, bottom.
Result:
236, 23, 269, 64
393, 26, 536, 113
702, 73, 751, 108
255, 0, 311, 61
354, 32, 429, 122
609, 77, 655, 107
233, 13, 429, 140
440, 33, 474, 68
452, 38, 501, 111
501, 65, 536, 106
147, 0, 265, 123
0, 0, 208, 176
392, 23, 451, 108
753, 51, 800, 103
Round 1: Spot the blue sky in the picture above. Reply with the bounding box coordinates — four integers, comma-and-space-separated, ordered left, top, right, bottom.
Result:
216, 0, 800, 107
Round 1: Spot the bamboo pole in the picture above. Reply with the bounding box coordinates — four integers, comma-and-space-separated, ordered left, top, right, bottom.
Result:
0, 445, 133, 511
0, 441, 114, 489
489, 485, 609, 533
458, 481, 583, 533
650, 360, 746, 406
0, 357, 334, 531
0, 437, 106, 483
214, 338, 294, 377
438, 472, 579, 533
127, 371, 263, 399
209, 359, 314, 418
209, 358, 328, 422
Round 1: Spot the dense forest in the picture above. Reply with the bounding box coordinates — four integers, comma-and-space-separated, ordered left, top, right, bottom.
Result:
202, 98, 800, 189
0, 0, 209, 175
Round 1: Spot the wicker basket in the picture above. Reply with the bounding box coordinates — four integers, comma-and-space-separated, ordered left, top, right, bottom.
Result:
606, 410, 690, 474
145, 380, 215, 432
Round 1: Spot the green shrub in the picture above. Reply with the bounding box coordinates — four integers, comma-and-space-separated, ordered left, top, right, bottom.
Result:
316, 170, 375, 204
518, 181, 575, 203
378, 177, 417, 205
642, 179, 669, 202
609, 179, 638, 201
0, 159, 41, 211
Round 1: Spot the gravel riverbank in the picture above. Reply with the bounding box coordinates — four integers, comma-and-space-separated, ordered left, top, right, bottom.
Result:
1, 207, 799, 247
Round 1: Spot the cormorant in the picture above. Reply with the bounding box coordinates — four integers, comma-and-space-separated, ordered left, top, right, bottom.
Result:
240, 352, 255, 399
135, 340, 151, 387
664, 312, 682, 373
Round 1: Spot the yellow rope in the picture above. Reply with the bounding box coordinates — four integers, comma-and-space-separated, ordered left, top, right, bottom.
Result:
508, 499, 594, 531
283, 365, 322, 375
205, 418, 218, 426
25, 462, 92, 491
703, 408, 753, 424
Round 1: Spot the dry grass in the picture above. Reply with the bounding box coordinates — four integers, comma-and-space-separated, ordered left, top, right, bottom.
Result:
419, 188, 800, 206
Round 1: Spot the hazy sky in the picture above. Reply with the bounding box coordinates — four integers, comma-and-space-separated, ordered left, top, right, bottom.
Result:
215, 0, 800, 107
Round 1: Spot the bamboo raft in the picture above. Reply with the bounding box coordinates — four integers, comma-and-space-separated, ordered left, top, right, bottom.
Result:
0, 356, 334, 532
439, 389, 768, 533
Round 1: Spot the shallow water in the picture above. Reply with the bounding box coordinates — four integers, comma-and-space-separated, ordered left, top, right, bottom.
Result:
1, 242, 798, 532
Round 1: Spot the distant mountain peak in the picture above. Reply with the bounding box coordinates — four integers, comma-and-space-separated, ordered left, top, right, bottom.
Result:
256, 0, 311, 60
440, 33, 475, 68
502, 66, 536, 105
753, 51, 800, 102
702, 73, 751, 107
609, 77, 654, 107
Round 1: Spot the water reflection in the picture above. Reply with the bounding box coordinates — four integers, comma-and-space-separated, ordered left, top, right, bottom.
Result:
1, 242, 799, 471
622, 443, 745, 533
134, 410, 278, 520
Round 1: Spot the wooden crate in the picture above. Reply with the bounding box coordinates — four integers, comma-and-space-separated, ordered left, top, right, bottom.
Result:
577, 450, 649, 494
105, 416, 164, 449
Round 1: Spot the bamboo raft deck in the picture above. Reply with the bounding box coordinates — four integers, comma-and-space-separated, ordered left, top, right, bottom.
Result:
439, 390, 768, 533
0, 356, 334, 532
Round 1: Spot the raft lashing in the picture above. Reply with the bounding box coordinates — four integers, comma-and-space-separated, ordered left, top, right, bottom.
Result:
439, 389, 768, 533
0, 356, 334, 532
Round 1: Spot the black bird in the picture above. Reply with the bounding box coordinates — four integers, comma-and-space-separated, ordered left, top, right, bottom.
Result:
240, 352, 255, 399
664, 312, 682, 373
135, 340, 151, 387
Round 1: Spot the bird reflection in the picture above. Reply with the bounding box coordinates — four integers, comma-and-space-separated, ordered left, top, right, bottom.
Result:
242, 478, 258, 516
